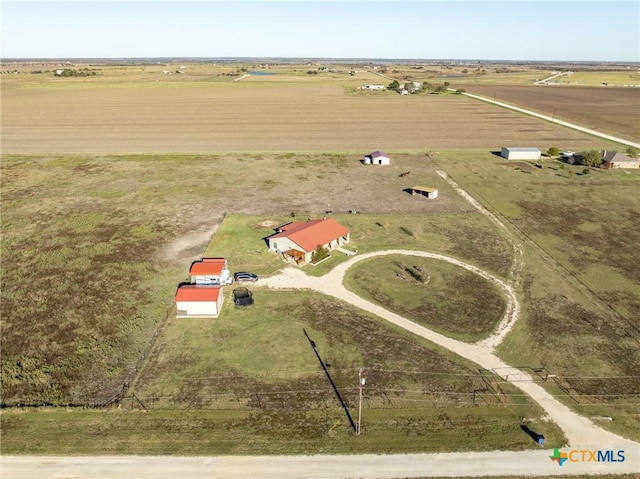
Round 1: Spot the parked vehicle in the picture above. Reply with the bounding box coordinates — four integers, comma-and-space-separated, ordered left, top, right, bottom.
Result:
234, 272, 259, 283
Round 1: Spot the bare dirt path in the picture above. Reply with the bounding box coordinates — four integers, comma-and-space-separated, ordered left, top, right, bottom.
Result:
2, 449, 639, 479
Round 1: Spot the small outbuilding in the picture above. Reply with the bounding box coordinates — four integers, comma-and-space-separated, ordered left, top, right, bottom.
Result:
500, 147, 541, 160
363, 151, 390, 165
175, 285, 224, 318
410, 186, 439, 199
189, 258, 232, 285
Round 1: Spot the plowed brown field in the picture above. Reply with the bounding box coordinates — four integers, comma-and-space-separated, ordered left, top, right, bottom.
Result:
1, 84, 606, 154
454, 84, 640, 142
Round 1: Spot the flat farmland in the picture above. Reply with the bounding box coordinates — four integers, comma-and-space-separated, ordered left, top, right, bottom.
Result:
0, 83, 607, 154
453, 84, 640, 142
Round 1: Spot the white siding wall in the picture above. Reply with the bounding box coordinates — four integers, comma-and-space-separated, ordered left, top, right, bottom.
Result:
612, 161, 639, 169
192, 274, 220, 285
269, 237, 300, 253
501, 148, 541, 160
176, 292, 223, 317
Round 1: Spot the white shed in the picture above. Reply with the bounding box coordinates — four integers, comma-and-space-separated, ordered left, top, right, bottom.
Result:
501, 147, 541, 160
410, 186, 439, 199
364, 151, 390, 165
175, 285, 224, 318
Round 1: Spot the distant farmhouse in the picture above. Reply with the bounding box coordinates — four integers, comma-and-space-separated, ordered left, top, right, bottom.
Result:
363, 151, 390, 165
602, 151, 639, 169
267, 218, 350, 265
571, 150, 639, 169
361, 84, 385, 91
500, 147, 542, 161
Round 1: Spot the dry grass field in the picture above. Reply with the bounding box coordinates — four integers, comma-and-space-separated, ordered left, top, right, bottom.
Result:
452, 84, 640, 142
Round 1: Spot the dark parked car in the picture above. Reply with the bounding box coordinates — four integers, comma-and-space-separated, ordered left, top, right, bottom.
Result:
234, 272, 259, 283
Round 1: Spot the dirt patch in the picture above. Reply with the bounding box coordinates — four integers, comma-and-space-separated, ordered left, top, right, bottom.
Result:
258, 220, 277, 228
163, 222, 221, 264
498, 161, 536, 172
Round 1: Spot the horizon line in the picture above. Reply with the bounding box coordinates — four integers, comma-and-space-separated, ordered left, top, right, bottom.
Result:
3, 56, 639, 65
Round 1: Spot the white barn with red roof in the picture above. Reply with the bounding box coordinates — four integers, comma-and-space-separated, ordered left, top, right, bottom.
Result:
175, 285, 224, 318
189, 258, 232, 285
267, 218, 350, 265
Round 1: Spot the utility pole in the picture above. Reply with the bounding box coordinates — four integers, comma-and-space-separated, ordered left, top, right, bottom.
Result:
357, 368, 366, 435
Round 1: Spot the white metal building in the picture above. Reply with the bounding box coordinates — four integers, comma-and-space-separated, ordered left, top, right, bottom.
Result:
175, 285, 224, 318
500, 147, 541, 160
363, 151, 390, 165
410, 186, 439, 199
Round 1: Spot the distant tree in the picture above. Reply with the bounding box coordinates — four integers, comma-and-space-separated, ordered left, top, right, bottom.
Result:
582, 168, 590, 175
547, 147, 560, 157
306, 70, 318, 75
443, 81, 450, 88
454, 89, 466, 95
421, 81, 434, 92
461, 69, 469, 74
388, 80, 400, 91
582, 150, 603, 167
433, 85, 448, 94
625, 146, 639, 158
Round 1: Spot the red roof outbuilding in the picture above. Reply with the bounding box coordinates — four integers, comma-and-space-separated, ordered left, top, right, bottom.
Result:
189, 258, 227, 276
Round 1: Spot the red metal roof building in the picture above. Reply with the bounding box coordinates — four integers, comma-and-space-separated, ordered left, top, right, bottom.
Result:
267, 218, 350, 264
175, 285, 224, 317
189, 258, 232, 285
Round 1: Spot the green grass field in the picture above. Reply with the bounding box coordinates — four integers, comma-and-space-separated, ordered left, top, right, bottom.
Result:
344, 255, 507, 342
0, 404, 564, 455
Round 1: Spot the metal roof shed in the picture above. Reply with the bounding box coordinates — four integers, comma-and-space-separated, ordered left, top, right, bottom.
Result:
501, 147, 541, 160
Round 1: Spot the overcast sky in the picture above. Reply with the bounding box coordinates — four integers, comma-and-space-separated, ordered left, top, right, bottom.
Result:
2, 1, 639, 61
